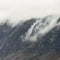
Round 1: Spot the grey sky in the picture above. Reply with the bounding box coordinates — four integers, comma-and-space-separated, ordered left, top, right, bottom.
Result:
0, 0, 60, 24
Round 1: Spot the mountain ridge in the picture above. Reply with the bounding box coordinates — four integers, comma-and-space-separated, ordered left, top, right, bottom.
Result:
0, 15, 60, 60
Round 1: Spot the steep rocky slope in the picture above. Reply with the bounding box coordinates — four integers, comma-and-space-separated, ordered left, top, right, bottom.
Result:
0, 15, 60, 60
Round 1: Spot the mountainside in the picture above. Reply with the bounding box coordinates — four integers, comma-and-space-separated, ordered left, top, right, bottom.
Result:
0, 15, 60, 60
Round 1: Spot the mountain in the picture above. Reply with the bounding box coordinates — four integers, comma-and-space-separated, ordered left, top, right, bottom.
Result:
0, 15, 60, 60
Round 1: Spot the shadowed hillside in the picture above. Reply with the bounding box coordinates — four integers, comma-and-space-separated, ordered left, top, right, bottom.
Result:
0, 16, 60, 60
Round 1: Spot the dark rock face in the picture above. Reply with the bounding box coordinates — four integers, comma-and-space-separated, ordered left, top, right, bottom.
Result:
0, 16, 60, 60
0, 18, 36, 57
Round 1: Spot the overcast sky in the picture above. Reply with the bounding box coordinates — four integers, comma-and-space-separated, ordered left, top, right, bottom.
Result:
0, 0, 60, 24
